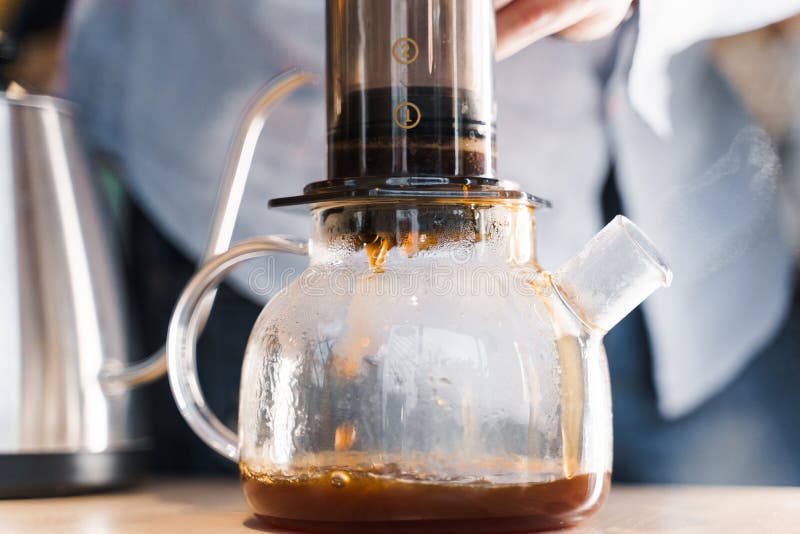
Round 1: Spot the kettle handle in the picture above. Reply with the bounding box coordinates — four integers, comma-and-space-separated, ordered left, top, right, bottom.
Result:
166, 237, 307, 462
101, 69, 315, 390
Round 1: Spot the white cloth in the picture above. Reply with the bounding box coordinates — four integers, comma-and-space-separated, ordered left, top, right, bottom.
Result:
64, 0, 799, 417
610, 27, 796, 418
633, 0, 800, 135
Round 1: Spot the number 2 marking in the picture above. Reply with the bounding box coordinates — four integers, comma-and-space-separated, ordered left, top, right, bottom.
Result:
392, 37, 419, 65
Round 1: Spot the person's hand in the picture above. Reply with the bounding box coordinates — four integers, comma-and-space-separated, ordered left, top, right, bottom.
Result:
495, 0, 634, 60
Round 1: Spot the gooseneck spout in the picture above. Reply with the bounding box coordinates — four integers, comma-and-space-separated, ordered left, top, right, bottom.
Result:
553, 216, 673, 333
101, 69, 315, 390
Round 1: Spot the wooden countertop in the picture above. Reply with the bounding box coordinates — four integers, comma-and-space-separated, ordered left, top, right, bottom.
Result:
1, 478, 799, 533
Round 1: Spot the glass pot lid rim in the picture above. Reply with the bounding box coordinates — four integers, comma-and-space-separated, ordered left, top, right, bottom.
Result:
268, 177, 552, 209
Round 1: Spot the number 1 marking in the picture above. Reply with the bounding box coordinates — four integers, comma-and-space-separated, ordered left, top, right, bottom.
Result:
393, 102, 422, 130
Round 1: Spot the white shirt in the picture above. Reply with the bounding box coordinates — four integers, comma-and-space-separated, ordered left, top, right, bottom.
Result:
65, 0, 800, 418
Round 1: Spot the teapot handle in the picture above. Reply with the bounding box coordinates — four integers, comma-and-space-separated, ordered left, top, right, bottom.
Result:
166, 237, 307, 462
100, 69, 315, 390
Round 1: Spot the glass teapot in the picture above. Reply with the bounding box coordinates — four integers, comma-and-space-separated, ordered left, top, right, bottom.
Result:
169, 200, 670, 533
166, 2, 671, 530
165, 79, 671, 534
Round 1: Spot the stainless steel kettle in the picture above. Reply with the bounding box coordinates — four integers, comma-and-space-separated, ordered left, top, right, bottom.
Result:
0, 72, 311, 496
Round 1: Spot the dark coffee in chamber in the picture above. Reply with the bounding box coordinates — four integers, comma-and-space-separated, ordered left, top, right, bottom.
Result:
242, 463, 609, 533
329, 87, 496, 180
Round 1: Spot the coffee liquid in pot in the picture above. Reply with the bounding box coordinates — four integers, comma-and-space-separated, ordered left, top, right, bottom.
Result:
242, 464, 609, 533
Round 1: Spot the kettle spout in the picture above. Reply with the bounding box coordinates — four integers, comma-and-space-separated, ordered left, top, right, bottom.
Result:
553, 216, 672, 333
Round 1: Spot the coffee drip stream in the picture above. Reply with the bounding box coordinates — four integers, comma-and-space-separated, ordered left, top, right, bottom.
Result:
165, 1, 672, 532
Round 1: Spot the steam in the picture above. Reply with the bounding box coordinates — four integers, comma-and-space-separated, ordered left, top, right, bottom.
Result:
666, 126, 780, 200
661, 126, 783, 279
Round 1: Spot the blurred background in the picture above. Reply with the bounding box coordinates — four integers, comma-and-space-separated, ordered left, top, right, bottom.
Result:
1, 0, 799, 493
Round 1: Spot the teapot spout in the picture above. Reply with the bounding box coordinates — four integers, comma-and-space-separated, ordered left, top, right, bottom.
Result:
553, 216, 672, 333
